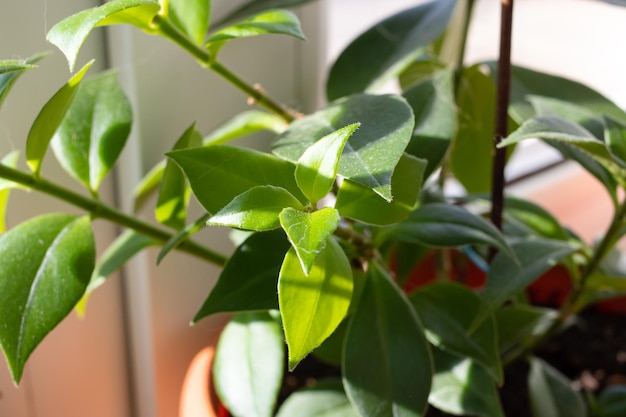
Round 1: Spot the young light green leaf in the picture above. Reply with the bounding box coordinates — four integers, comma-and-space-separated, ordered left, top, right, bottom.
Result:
213, 0, 318, 27
0, 60, 36, 75
157, 213, 209, 265
381, 203, 514, 260
343, 261, 432, 417
410, 282, 502, 384
273, 94, 414, 201
279, 207, 340, 275
207, 9, 305, 57
194, 230, 289, 321
472, 239, 577, 330
326, 0, 456, 100
336, 153, 426, 225
449, 65, 497, 193
528, 357, 586, 417
429, 349, 505, 417
403, 68, 457, 180
276, 379, 360, 417
51, 70, 132, 193
133, 160, 166, 212
167, 145, 306, 214
208, 185, 305, 231
47, 0, 160, 72
203, 110, 287, 146
0, 151, 22, 233
26, 60, 93, 176
214, 311, 284, 417
156, 123, 201, 229
295, 123, 359, 204
0, 53, 47, 110
279, 237, 353, 370
166, 0, 209, 46
0, 214, 95, 383
604, 116, 626, 165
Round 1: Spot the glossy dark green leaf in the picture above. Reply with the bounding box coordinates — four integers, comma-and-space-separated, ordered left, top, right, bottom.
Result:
208, 185, 305, 231
279, 207, 340, 274
604, 116, 626, 165
166, 0, 209, 45
429, 349, 504, 417
52, 70, 132, 193
47, 0, 160, 72
0, 214, 95, 383
472, 239, 577, 329
193, 230, 289, 321
133, 160, 166, 212
203, 110, 287, 146
213, 311, 284, 417
0, 151, 21, 233
382, 203, 514, 259
495, 305, 558, 356
295, 123, 359, 204
336, 153, 426, 225
26, 61, 93, 177
276, 379, 359, 417
403, 68, 456, 179
155, 124, 201, 229
0, 53, 46, 110
595, 385, 626, 417
343, 261, 432, 417
213, 0, 318, 27
528, 357, 586, 417
312, 320, 348, 366
157, 213, 209, 265
168, 145, 305, 214
502, 196, 570, 240
207, 9, 305, 57
449, 65, 496, 193
410, 282, 502, 383
529, 95, 605, 139
273, 94, 414, 201
279, 238, 353, 369
326, 0, 455, 100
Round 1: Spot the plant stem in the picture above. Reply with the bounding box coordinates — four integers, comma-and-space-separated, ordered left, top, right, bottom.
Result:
153, 14, 297, 123
453, 0, 477, 94
490, 0, 514, 250
0, 164, 228, 266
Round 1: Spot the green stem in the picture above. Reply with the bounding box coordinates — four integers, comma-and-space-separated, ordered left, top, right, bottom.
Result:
453, 0, 477, 94
152, 14, 297, 123
0, 164, 228, 267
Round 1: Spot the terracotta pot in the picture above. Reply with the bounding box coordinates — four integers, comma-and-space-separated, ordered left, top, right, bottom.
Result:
179, 346, 229, 417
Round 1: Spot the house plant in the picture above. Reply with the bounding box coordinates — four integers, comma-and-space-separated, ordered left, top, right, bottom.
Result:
1, 0, 626, 416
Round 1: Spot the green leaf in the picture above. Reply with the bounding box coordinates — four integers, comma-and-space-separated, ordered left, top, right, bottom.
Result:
528, 357, 586, 417
157, 213, 209, 264
133, 160, 166, 212
500, 116, 626, 189
502, 196, 570, 240
166, 0, 209, 45
276, 379, 360, 417
26, 60, 93, 177
381, 203, 514, 259
207, 9, 305, 57
449, 65, 496, 193
213, 0, 319, 27
194, 230, 289, 321
410, 282, 502, 383
156, 124, 201, 229
296, 123, 359, 204
208, 185, 305, 231
0, 151, 21, 233
326, 0, 456, 100
336, 153, 426, 226
273, 94, 415, 201
575, 273, 626, 311
279, 207, 340, 274
343, 261, 432, 417
167, 145, 306, 214
528, 95, 605, 139
47, 0, 161, 72
403, 68, 457, 180
472, 239, 577, 329
0, 214, 95, 383
429, 349, 505, 417
203, 110, 287, 146
279, 237, 353, 369
0, 53, 47, 111
51, 70, 132, 193
213, 311, 284, 417
495, 305, 558, 355
312, 320, 348, 366
604, 116, 626, 165
596, 385, 626, 417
